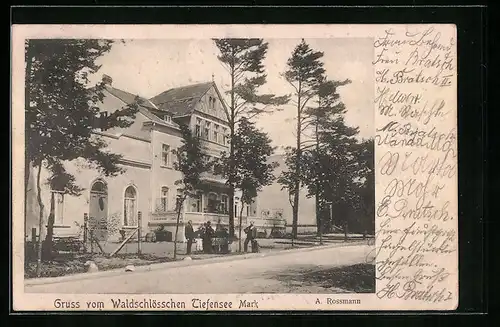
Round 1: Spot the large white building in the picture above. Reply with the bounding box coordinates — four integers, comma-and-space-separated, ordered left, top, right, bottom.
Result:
25, 76, 316, 242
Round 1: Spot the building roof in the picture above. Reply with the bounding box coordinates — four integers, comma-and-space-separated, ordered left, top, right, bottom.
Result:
104, 85, 158, 110
99, 85, 177, 128
149, 82, 214, 115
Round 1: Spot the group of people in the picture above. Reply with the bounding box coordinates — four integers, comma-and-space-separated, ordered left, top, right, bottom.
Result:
184, 220, 258, 255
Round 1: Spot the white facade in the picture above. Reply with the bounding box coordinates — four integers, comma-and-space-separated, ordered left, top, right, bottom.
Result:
25, 81, 282, 243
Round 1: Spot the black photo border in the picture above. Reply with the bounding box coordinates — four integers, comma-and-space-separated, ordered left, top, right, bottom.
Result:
8, 3, 488, 322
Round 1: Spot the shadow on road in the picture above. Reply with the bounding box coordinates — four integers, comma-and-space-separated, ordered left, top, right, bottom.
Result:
269, 263, 376, 293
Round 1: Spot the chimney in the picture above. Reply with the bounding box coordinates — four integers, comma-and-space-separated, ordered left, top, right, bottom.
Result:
102, 74, 113, 86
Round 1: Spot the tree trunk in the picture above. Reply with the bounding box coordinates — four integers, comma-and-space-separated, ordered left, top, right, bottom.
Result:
35, 163, 45, 277
228, 163, 235, 238
173, 197, 185, 260
292, 86, 302, 239
238, 204, 244, 252
315, 118, 321, 238
228, 53, 236, 239
24, 159, 30, 243
43, 192, 55, 260
24, 43, 32, 241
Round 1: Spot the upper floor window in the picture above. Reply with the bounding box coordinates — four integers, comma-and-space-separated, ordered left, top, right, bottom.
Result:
100, 111, 109, 131
195, 118, 202, 137
222, 127, 228, 145
163, 115, 172, 123
204, 122, 210, 140
161, 144, 171, 167
209, 96, 216, 110
213, 124, 219, 142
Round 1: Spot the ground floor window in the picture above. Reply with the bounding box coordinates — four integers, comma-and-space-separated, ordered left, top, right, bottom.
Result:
188, 191, 203, 213
160, 186, 169, 212
220, 194, 228, 214
124, 186, 137, 226
51, 191, 64, 225
175, 188, 184, 211
207, 193, 218, 213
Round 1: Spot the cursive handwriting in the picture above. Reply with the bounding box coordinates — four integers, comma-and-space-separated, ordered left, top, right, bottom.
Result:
375, 122, 456, 155
373, 25, 457, 304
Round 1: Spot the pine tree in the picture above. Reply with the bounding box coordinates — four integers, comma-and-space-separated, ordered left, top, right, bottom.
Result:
302, 77, 351, 238
350, 139, 375, 237
313, 115, 360, 238
279, 39, 325, 239
213, 39, 289, 238
172, 124, 212, 259
25, 39, 138, 274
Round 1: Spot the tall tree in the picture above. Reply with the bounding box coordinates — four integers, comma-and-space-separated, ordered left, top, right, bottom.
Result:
213, 39, 289, 238
309, 115, 360, 238
25, 39, 138, 275
223, 117, 278, 252
302, 77, 351, 237
172, 124, 212, 260
279, 39, 325, 238
350, 139, 375, 237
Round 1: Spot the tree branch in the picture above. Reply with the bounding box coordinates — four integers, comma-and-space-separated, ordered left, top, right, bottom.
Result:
285, 78, 299, 94
234, 71, 245, 84
300, 123, 315, 135
300, 93, 316, 112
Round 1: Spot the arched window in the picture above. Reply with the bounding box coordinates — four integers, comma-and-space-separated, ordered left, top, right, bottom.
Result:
91, 180, 107, 193
124, 186, 137, 226
160, 186, 169, 212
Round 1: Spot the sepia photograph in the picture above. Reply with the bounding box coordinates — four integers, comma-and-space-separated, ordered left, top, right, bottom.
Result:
12, 23, 458, 311
23, 37, 375, 294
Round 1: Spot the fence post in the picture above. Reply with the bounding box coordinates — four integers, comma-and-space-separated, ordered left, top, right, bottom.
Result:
137, 211, 142, 255
31, 227, 36, 243
90, 228, 94, 254
30, 227, 37, 264
83, 213, 88, 253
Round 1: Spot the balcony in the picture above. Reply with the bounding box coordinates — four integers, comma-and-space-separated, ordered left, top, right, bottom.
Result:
148, 210, 286, 231
199, 171, 227, 185
150, 211, 226, 226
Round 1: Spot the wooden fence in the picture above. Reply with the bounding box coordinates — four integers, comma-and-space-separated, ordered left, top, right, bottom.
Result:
83, 211, 143, 257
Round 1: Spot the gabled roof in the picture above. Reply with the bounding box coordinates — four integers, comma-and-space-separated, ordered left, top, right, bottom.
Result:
149, 81, 214, 115
104, 85, 158, 110
99, 85, 177, 129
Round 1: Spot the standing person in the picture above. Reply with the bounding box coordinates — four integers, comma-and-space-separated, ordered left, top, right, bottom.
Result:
184, 220, 195, 255
243, 221, 255, 253
203, 221, 215, 254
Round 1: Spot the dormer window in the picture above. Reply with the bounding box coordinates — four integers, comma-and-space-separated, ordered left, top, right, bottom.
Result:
100, 111, 109, 131
163, 115, 172, 123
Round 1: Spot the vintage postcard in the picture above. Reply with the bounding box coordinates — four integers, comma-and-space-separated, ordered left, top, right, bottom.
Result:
11, 24, 457, 311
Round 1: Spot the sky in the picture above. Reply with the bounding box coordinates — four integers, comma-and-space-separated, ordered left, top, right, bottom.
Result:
89, 38, 374, 150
